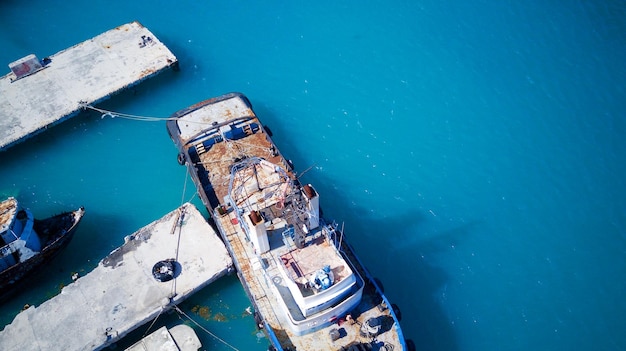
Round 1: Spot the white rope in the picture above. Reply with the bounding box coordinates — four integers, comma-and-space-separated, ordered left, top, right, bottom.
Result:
81, 104, 209, 124
173, 305, 240, 351
141, 307, 164, 338
180, 163, 190, 206
139, 171, 195, 338
170, 164, 196, 298
82, 104, 173, 121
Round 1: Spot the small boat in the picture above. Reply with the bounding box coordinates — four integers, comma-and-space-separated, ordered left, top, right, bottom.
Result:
167, 92, 415, 351
125, 325, 201, 351
0, 197, 85, 299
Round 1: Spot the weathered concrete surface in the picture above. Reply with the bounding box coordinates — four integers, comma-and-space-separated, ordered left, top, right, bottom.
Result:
125, 325, 201, 351
0, 21, 178, 151
0, 203, 232, 351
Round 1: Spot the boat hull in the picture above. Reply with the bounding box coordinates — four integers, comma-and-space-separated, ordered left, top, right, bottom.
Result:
0, 207, 85, 301
167, 92, 410, 350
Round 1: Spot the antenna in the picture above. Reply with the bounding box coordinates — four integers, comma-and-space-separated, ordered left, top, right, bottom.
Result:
338, 222, 345, 250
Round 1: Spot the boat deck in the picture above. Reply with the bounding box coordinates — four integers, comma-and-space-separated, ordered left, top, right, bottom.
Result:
215, 208, 402, 350
168, 93, 406, 350
261, 209, 352, 294
0, 21, 178, 151
0, 203, 232, 351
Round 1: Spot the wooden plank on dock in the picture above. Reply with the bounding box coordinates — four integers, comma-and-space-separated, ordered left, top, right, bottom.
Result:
0, 203, 232, 351
0, 21, 178, 151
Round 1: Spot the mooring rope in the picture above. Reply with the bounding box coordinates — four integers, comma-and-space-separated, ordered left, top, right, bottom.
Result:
180, 164, 191, 208
173, 305, 240, 351
142, 165, 206, 343
80, 104, 208, 124
82, 104, 241, 349
81, 104, 173, 121
169, 165, 194, 299
141, 307, 164, 338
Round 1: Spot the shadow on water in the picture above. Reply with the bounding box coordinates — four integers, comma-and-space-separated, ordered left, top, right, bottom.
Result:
340, 204, 462, 351
251, 101, 465, 350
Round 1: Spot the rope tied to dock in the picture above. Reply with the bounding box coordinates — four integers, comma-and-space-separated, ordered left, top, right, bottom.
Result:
173, 305, 241, 351
82, 104, 173, 121
80, 104, 220, 125
141, 306, 165, 339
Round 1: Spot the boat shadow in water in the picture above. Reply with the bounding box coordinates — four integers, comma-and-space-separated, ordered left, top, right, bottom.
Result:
371, 210, 480, 351
300, 174, 468, 351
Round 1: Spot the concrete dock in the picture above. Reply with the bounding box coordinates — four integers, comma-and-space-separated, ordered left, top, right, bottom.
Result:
0, 203, 233, 351
125, 325, 201, 351
0, 21, 178, 151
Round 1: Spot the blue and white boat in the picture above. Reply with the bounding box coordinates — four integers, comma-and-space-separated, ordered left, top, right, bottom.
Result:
0, 197, 84, 300
167, 92, 414, 351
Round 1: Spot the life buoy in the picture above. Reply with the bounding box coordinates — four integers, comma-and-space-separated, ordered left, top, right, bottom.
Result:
152, 259, 176, 282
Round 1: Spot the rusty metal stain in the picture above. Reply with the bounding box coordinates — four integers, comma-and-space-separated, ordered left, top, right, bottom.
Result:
138, 68, 156, 79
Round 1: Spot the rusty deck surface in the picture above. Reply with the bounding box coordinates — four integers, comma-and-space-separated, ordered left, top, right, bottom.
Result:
0, 21, 178, 151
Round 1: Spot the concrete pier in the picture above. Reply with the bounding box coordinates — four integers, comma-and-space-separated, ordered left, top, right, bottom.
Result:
0, 203, 232, 351
0, 21, 178, 151
125, 325, 201, 351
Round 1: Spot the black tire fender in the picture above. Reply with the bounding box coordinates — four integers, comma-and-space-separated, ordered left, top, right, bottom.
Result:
152, 259, 176, 282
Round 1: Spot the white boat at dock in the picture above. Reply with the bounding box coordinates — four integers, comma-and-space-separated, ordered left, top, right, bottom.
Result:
167, 92, 415, 351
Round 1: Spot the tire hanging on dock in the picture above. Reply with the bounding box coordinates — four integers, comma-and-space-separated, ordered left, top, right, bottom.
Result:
152, 259, 176, 282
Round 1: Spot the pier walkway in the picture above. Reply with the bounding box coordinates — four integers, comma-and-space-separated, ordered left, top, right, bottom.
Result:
0, 21, 178, 151
0, 203, 232, 351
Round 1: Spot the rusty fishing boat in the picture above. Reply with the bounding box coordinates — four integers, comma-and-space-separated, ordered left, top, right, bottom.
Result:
167, 92, 414, 351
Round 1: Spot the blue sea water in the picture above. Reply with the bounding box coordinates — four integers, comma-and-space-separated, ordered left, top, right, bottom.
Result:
1, 1, 625, 350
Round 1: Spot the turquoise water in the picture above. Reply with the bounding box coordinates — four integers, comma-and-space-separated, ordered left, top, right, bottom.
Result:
2, 1, 626, 350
